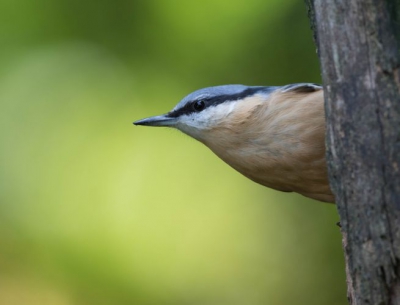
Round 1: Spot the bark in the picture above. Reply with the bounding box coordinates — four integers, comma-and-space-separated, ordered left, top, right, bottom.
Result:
305, 0, 400, 304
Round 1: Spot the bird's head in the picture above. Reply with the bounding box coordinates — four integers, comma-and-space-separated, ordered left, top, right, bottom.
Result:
133, 85, 277, 141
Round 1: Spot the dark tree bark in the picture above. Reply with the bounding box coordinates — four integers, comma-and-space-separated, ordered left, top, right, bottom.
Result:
305, 0, 400, 304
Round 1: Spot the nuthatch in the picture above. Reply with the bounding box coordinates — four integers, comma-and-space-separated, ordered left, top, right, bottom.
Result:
134, 84, 334, 203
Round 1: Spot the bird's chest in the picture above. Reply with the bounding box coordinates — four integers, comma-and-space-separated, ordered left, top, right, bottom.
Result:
210, 142, 299, 191
205, 134, 328, 195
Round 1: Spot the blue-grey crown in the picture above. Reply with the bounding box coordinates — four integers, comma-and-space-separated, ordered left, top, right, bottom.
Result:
168, 85, 277, 118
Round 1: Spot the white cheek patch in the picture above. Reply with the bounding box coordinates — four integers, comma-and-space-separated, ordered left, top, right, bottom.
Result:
227, 102, 236, 116
183, 103, 237, 128
176, 102, 238, 138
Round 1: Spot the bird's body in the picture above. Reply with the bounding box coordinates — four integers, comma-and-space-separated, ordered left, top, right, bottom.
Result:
134, 84, 335, 203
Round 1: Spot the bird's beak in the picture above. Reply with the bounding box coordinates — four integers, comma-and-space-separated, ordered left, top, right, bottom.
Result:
133, 114, 177, 127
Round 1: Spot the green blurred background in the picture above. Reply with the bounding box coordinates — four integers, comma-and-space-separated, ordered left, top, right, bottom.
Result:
0, 1, 346, 304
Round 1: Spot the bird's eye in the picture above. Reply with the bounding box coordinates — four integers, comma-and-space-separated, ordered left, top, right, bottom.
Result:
193, 100, 205, 111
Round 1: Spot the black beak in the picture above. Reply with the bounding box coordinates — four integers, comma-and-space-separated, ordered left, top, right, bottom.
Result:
133, 114, 177, 127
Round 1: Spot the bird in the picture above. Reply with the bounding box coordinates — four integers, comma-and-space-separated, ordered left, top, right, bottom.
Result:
134, 83, 335, 203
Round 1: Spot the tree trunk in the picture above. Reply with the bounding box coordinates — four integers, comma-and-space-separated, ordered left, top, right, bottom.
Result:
305, 0, 400, 304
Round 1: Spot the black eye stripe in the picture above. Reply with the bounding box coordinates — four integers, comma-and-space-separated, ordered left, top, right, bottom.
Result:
168, 87, 270, 118
193, 100, 205, 111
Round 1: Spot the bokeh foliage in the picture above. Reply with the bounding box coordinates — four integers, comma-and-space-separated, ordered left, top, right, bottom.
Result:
0, 1, 346, 304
